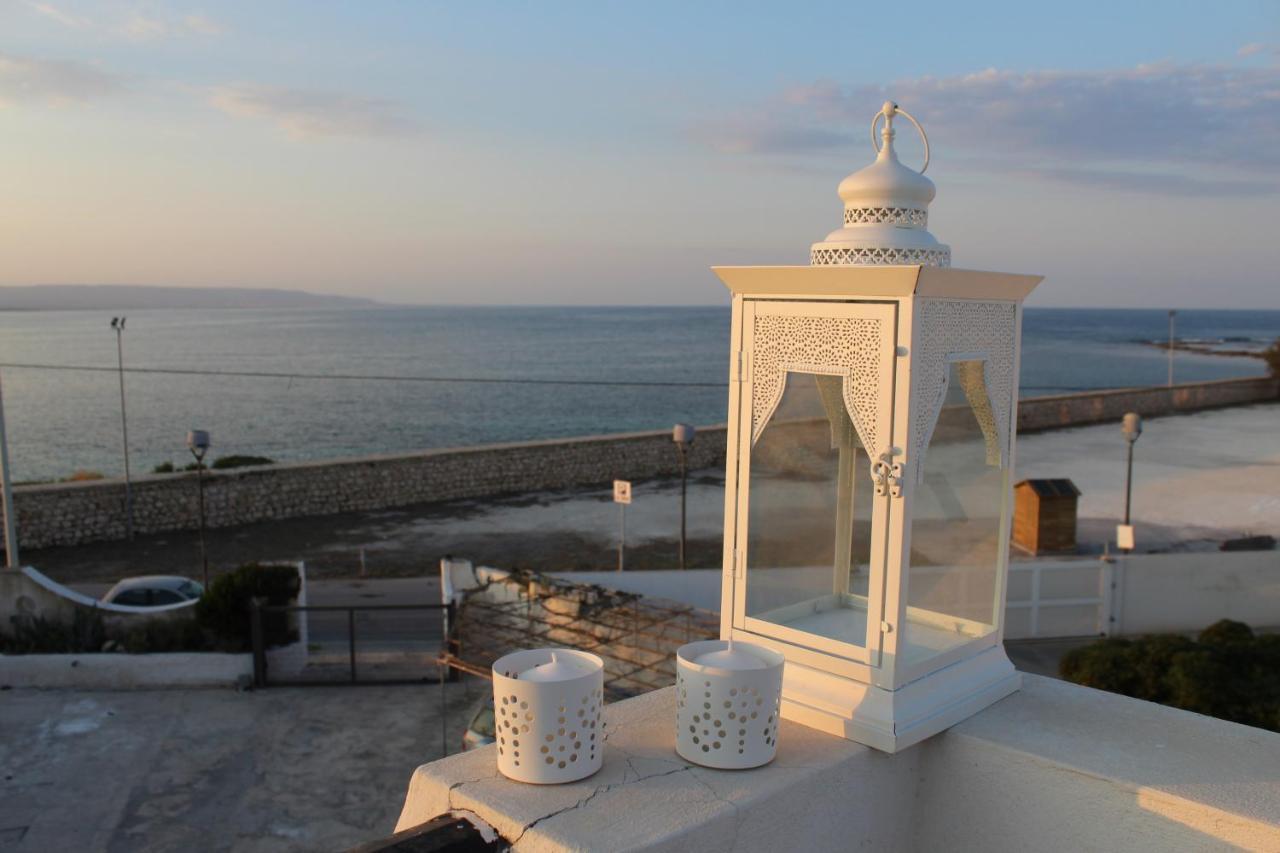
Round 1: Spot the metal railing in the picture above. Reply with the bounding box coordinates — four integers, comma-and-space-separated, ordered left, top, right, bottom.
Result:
250, 600, 455, 687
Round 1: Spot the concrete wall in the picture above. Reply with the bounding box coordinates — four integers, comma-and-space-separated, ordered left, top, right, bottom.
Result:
0, 651, 253, 689
395, 676, 1280, 851
13, 377, 1277, 550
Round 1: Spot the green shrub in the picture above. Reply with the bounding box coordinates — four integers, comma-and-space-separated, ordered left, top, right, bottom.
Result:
1059, 638, 1139, 696
1263, 338, 1280, 378
195, 562, 300, 651
118, 617, 209, 654
1061, 620, 1280, 732
1, 609, 106, 654
210, 455, 274, 470
152, 461, 175, 474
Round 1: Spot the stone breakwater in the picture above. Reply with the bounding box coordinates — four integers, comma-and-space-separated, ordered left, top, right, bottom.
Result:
12, 376, 1277, 550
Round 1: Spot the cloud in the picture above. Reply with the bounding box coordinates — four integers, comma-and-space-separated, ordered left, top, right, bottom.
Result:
119, 13, 167, 40
1236, 43, 1268, 58
209, 84, 420, 138
22, 1, 91, 29
695, 59, 1280, 194
183, 13, 225, 36
0, 52, 124, 105
1017, 166, 1278, 198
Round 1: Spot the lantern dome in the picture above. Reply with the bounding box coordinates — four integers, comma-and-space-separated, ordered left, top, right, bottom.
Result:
810, 101, 951, 268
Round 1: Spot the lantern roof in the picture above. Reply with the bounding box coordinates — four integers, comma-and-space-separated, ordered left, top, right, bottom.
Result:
810, 101, 951, 268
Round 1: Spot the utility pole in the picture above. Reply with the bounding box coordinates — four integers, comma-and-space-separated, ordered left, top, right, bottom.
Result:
1167, 310, 1177, 388
111, 317, 134, 539
0, 370, 19, 569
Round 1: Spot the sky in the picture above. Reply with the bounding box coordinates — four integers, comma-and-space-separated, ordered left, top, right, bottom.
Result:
1, 1, 1277, 307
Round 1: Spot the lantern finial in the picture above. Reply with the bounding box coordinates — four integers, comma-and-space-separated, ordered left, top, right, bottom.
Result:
809, 101, 949, 267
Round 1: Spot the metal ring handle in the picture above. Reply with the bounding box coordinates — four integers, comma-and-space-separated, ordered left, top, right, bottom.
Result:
870, 106, 930, 174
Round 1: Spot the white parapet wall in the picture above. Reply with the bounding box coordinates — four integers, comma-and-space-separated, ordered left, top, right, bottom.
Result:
0, 651, 253, 689
396, 674, 1280, 852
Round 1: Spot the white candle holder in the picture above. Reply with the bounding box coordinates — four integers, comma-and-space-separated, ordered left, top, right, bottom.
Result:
492, 648, 605, 784
675, 639, 784, 769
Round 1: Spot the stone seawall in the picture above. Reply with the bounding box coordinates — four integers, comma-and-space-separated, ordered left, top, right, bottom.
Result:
13, 376, 1277, 550
1016, 375, 1279, 432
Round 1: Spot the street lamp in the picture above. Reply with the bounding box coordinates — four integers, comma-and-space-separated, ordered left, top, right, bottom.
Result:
110, 317, 134, 539
187, 429, 211, 588
1167, 310, 1177, 387
672, 423, 696, 570
1119, 412, 1142, 552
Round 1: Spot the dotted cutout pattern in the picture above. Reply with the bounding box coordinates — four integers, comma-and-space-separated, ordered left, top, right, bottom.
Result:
750, 314, 886, 456
843, 206, 928, 227
909, 299, 1015, 483
675, 671, 780, 759
495, 686, 603, 771
810, 246, 950, 267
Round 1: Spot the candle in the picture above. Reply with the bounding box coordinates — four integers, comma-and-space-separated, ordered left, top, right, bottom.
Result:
692, 639, 768, 671
517, 651, 587, 682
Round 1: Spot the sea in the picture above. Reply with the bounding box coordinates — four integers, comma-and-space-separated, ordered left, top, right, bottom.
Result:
0, 307, 1275, 483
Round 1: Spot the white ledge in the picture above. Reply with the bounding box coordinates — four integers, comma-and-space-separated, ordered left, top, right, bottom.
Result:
397, 674, 1280, 852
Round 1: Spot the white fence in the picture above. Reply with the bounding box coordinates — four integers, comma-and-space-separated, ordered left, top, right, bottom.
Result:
523, 549, 1280, 641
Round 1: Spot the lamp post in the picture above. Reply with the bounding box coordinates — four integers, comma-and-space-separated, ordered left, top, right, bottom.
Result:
187, 429, 211, 588
1167, 310, 1177, 387
0, 371, 19, 570
1120, 412, 1142, 552
672, 423, 696, 569
111, 317, 134, 539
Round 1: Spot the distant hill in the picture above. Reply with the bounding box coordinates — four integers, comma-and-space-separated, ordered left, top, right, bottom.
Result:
0, 285, 379, 311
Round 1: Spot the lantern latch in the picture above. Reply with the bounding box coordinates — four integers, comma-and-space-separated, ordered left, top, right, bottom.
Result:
870, 455, 905, 498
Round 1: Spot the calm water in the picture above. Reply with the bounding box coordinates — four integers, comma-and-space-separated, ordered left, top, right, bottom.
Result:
0, 306, 1274, 482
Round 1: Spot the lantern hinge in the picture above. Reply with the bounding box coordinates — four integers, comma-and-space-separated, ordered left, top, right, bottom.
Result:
732, 548, 745, 580
734, 350, 751, 383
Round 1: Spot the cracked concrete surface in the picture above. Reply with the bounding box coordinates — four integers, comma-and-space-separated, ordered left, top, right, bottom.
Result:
397, 686, 918, 852
0, 681, 481, 852
398, 678, 1280, 852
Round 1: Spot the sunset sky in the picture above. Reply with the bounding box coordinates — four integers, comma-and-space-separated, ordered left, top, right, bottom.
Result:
2, 1, 1277, 307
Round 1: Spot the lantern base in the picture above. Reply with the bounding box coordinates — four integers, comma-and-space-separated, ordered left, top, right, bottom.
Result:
777, 644, 1020, 753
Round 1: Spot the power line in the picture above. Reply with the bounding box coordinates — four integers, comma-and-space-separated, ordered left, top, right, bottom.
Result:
0, 361, 1122, 393
0, 362, 726, 389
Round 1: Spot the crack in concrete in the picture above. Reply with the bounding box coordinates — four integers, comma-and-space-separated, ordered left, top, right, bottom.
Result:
506, 765, 693, 848
687, 769, 745, 852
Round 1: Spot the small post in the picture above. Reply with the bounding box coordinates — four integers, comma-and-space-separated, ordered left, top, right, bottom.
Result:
348, 608, 357, 683
672, 424, 696, 570
111, 317, 135, 540
618, 504, 626, 572
1119, 412, 1142, 553
0, 370, 19, 570
613, 479, 632, 571
187, 430, 211, 588
438, 660, 448, 757
250, 597, 266, 687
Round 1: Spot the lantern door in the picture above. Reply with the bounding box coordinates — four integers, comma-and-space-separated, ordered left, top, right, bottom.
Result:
891, 298, 1019, 685
729, 299, 897, 668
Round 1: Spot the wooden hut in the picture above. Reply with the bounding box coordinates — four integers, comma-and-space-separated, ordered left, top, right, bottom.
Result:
1012, 479, 1081, 555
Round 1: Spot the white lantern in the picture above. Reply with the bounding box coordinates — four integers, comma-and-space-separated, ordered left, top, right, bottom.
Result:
491, 649, 605, 783
675, 639, 784, 769
712, 102, 1042, 752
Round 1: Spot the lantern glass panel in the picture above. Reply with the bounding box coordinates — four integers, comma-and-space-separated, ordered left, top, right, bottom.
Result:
902, 359, 1005, 665
745, 371, 873, 649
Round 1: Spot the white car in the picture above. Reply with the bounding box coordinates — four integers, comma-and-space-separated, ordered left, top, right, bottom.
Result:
102, 575, 205, 608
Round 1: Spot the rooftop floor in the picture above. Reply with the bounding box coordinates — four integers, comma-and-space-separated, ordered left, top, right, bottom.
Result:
0, 681, 485, 852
